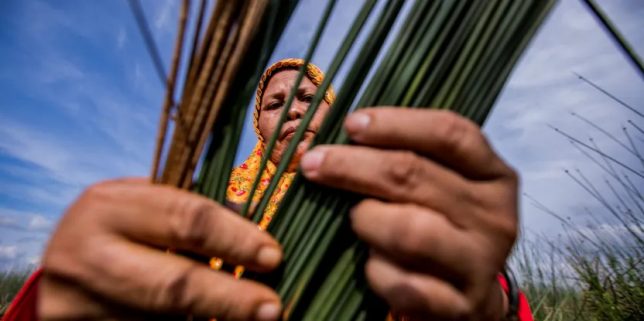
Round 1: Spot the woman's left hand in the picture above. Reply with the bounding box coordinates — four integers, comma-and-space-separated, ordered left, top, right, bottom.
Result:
301, 107, 518, 321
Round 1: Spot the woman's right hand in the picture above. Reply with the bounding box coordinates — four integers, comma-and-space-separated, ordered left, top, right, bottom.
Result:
39, 178, 283, 321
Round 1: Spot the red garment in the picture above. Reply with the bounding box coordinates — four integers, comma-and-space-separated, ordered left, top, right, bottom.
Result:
3, 269, 532, 321
498, 274, 533, 321
2, 269, 42, 321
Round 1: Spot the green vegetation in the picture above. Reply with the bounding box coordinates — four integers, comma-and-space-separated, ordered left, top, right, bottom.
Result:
514, 104, 643, 320
0, 268, 33, 315
513, 223, 643, 321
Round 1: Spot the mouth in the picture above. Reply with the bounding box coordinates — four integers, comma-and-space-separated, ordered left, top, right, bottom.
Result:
280, 125, 316, 140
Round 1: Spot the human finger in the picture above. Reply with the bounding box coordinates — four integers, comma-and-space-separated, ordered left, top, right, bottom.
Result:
40, 273, 166, 321
40, 273, 112, 320
73, 181, 281, 272
351, 199, 476, 279
365, 254, 470, 320
344, 108, 513, 180
42, 238, 282, 321
300, 145, 472, 219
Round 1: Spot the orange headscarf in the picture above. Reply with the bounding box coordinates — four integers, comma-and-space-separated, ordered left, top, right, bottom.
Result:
226, 58, 335, 230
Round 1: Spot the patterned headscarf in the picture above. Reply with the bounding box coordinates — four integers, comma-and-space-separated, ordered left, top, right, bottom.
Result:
253, 58, 336, 141
226, 58, 335, 230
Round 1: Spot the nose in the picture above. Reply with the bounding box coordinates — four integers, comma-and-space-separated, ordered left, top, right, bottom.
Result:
287, 101, 307, 120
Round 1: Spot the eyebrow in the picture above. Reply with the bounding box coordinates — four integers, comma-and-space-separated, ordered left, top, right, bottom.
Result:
264, 83, 316, 103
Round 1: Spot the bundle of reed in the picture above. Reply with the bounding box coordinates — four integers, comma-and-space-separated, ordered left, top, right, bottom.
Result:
152, 0, 556, 320
151, 0, 298, 188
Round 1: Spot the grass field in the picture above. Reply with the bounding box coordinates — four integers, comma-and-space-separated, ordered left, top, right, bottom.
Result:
512, 226, 643, 321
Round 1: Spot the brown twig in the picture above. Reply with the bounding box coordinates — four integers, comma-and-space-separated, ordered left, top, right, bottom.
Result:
182, 0, 270, 189
150, 0, 190, 182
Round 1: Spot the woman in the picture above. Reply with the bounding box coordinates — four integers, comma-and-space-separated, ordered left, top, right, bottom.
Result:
226, 58, 334, 231
5, 59, 532, 321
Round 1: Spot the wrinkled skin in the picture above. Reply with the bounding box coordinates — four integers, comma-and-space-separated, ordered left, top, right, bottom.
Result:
39, 90, 518, 320
301, 108, 518, 320
257, 69, 330, 172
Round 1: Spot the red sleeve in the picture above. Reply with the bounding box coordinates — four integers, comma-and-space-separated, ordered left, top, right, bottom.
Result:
497, 274, 533, 321
3, 268, 42, 321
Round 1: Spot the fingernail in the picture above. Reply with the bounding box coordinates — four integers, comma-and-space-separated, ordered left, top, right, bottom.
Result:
257, 246, 282, 268
255, 302, 281, 321
345, 112, 371, 136
301, 148, 326, 177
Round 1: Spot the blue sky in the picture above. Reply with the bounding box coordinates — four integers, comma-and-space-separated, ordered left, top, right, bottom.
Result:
0, 0, 642, 270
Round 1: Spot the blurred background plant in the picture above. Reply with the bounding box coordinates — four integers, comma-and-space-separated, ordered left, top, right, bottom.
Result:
0, 268, 33, 315
514, 74, 643, 321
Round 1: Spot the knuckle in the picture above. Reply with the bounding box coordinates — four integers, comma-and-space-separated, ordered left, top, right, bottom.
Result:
438, 111, 478, 153
386, 278, 423, 314
151, 265, 199, 312
315, 148, 340, 177
41, 239, 93, 287
455, 300, 474, 319
504, 164, 520, 186
500, 215, 518, 244
457, 183, 480, 209
74, 181, 122, 220
168, 197, 214, 249
490, 152, 519, 182
386, 152, 422, 198
41, 249, 71, 278
353, 198, 379, 215
390, 207, 426, 257
81, 180, 115, 200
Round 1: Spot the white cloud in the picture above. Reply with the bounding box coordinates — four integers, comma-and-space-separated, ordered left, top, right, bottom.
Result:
0, 120, 76, 184
0, 208, 55, 233
0, 216, 22, 230
28, 215, 54, 232
0, 242, 42, 270
26, 255, 41, 266
0, 0, 164, 268
484, 0, 644, 240
574, 222, 643, 240
0, 208, 52, 269
0, 245, 19, 260
0, 108, 153, 208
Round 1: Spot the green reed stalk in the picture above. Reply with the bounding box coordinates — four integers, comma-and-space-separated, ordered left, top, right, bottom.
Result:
257, 1, 556, 320
191, 0, 556, 319
582, 0, 644, 76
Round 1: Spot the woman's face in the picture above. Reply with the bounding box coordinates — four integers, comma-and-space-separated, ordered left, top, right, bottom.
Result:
258, 69, 331, 171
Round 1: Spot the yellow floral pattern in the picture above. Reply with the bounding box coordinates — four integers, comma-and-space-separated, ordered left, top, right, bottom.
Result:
226, 143, 295, 230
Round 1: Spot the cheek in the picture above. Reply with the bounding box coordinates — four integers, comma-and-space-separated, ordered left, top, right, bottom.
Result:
311, 102, 331, 127
258, 112, 277, 140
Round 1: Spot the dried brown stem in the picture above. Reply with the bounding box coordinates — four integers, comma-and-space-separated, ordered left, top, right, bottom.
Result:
150, 0, 190, 182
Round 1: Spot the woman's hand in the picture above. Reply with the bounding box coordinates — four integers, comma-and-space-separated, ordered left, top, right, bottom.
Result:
301, 108, 519, 321
39, 178, 283, 321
